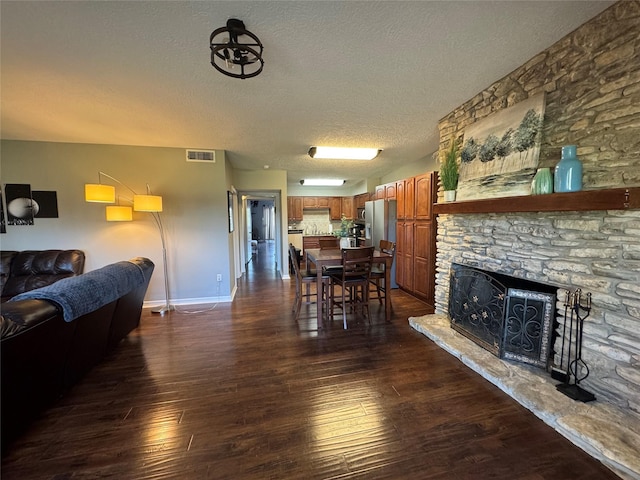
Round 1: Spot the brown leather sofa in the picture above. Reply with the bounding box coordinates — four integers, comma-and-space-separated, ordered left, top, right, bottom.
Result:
0, 256, 154, 450
1, 249, 85, 303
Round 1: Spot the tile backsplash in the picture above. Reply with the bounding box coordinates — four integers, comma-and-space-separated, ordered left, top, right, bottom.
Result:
290, 210, 341, 235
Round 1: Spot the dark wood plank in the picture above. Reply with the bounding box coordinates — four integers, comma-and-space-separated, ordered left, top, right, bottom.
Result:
1, 241, 620, 479
433, 186, 639, 215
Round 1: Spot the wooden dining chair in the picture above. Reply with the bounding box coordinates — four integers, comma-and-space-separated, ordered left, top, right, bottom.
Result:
369, 239, 396, 306
289, 244, 329, 321
327, 246, 374, 329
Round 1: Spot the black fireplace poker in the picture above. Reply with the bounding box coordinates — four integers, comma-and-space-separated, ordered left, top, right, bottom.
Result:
555, 289, 596, 403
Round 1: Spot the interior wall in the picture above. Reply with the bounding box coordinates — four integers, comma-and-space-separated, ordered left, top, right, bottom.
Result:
379, 153, 438, 185
0, 140, 232, 305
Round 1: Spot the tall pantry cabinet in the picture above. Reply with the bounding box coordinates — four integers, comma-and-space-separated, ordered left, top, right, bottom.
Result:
394, 172, 438, 306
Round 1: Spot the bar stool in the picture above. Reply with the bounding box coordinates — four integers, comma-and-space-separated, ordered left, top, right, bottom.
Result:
327, 246, 374, 329
370, 239, 395, 306
289, 244, 329, 320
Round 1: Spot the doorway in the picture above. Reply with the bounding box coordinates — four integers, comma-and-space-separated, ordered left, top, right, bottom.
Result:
238, 191, 283, 278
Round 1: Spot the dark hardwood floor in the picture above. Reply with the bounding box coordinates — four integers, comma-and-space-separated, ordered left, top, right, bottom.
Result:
1, 241, 619, 479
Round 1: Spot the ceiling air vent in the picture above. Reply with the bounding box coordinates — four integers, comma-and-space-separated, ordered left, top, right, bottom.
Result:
186, 149, 216, 163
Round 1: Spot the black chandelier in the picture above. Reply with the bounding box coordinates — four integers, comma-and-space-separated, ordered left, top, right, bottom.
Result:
210, 19, 264, 79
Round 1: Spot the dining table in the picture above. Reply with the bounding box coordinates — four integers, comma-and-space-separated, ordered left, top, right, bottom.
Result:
304, 247, 394, 330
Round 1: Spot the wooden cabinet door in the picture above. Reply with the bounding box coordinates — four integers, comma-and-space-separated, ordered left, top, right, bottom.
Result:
287, 196, 303, 221
385, 183, 396, 199
375, 185, 385, 200
395, 222, 405, 287
340, 196, 354, 219
303, 197, 317, 208
405, 176, 415, 220
355, 192, 371, 208
415, 173, 435, 220
396, 221, 414, 290
413, 221, 435, 304
396, 180, 405, 219
329, 197, 342, 220
316, 197, 330, 208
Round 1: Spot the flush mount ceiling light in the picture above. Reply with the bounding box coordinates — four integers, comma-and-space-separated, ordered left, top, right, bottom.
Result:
300, 179, 345, 187
210, 18, 264, 79
308, 146, 381, 160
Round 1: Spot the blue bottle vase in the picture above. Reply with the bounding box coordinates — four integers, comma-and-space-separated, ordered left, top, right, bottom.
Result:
554, 145, 582, 192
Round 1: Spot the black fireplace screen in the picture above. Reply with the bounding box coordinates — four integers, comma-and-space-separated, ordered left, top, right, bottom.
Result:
448, 266, 506, 356
503, 289, 555, 368
448, 263, 556, 369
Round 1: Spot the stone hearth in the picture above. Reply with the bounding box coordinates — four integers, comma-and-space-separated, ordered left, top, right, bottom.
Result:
409, 314, 640, 480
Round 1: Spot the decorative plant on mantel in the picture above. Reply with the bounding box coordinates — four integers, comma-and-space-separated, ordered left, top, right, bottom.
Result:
334, 214, 353, 238
440, 139, 459, 202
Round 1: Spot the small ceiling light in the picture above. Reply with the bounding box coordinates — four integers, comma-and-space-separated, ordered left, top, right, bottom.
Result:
300, 179, 345, 187
308, 146, 381, 160
210, 18, 264, 79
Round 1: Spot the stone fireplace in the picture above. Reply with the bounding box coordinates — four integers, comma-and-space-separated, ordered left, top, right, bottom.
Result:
434, 210, 640, 412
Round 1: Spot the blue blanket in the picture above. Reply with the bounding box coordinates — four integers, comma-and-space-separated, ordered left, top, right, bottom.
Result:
9, 261, 145, 322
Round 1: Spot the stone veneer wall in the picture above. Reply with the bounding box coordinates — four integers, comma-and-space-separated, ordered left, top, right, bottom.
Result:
434, 1, 640, 414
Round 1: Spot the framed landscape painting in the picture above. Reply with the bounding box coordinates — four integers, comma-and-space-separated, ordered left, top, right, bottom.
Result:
456, 93, 546, 201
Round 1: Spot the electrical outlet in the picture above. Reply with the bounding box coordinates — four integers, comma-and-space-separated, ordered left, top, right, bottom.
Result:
216, 274, 222, 282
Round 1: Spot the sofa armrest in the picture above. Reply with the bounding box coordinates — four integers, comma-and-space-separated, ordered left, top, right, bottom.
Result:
1, 299, 60, 339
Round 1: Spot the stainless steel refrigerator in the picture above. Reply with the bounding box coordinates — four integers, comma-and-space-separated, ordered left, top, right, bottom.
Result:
364, 199, 398, 288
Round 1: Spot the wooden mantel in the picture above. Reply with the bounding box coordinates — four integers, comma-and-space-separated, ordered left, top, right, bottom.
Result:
433, 187, 640, 215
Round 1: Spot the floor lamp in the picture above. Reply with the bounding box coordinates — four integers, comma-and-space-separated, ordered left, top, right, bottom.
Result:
85, 172, 174, 315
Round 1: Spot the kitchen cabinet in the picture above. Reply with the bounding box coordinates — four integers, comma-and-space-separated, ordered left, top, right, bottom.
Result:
303, 197, 318, 208
415, 173, 434, 220
287, 196, 303, 221
340, 196, 354, 219
395, 221, 414, 291
396, 180, 405, 219
396, 176, 415, 220
287, 194, 370, 222
412, 221, 436, 303
394, 171, 437, 305
385, 183, 396, 199
375, 182, 397, 200
316, 197, 330, 208
301, 196, 330, 209
354, 193, 370, 209
329, 197, 342, 220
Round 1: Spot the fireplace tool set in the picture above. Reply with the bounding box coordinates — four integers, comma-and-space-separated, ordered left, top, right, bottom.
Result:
552, 288, 596, 402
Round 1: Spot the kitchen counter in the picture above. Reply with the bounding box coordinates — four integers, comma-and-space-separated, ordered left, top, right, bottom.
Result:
301, 235, 337, 253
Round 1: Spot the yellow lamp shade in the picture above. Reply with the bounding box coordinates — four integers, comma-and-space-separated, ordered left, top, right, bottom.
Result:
134, 194, 163, 212
106, 205, 133, 221
85, 184, 116, 203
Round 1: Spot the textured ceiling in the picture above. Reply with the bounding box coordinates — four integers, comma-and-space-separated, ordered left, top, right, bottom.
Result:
0, 1, 614, 188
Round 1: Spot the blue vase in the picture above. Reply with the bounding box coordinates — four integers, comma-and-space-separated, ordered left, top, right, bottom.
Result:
554, 145, 582, 192
531, 167, 553, 195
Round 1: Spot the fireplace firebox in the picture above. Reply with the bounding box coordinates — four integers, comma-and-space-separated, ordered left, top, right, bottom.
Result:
448, 263, 557, 369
